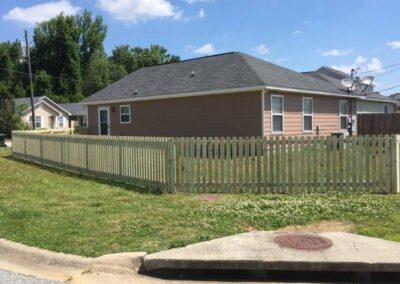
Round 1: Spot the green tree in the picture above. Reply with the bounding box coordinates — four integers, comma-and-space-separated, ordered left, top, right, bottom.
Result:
32, 14, 82, 102
0, 84, 23, 137
109, 44, 180, 75
83, 51, 110, 96
34, 70, 53, 99
76, 10, 107, 96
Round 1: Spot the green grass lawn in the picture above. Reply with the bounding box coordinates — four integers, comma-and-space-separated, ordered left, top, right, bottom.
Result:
1, 147, 400, 257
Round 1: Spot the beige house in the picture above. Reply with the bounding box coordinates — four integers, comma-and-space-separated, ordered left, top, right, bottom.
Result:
81, 52, 397, 137
15, 96, 70, 129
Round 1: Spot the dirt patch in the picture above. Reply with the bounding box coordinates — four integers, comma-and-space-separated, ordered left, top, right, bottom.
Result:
278, 220, 354, 233
194, 194, 226, 202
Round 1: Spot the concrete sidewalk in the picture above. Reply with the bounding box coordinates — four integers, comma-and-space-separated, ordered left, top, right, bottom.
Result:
144, 231, 400, 272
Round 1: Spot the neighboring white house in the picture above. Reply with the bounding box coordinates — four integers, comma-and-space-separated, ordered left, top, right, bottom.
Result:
15, 96, 71, 129
59, 103, 88, 128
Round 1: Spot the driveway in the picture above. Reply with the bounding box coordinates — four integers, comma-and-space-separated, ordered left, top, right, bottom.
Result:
0, 269, 60, 284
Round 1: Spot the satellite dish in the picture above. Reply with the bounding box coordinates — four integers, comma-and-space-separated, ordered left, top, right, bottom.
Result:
341, 78, 355, 88
360, 76, 374, 85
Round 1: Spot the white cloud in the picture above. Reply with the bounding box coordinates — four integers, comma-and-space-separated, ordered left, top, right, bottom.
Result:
293, 30, 302, 35
197, 8, 205, 19
185, 0, 215, 4
253, 44, 269, 55
321, 48, 352, 57
386, 41, 400, 49
3, 0, 80, 25
331, 56, 383, 74
96, 0, 183, 23
276, 57, 288, 63
187, 43, 215, 55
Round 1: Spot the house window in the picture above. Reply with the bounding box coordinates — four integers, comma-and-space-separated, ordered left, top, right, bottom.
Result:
384, 105, 389, 113
271, 95, 283, 133
79, 116, 88, 127
303, 98, 313, 132
120, 105, 131, 123
339, 100, 348, 131
58, 116, 64, 128
30, 116, 42, 128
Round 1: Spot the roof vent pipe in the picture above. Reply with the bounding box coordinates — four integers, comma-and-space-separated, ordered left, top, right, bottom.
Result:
191, 71, 195, 77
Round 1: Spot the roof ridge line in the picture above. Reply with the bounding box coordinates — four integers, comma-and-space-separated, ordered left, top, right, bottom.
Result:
236, 53, 265, 85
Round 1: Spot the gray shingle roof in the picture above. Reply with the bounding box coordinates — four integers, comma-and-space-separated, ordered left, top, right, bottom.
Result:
81, 52, 345, 103
14, 96, 45, 109
59, 103, 87, 116
304, 66, 397, 103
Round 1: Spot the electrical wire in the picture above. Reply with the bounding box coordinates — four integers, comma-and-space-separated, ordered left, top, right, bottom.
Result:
376, 84, 400, 93
358, 62, 400, 75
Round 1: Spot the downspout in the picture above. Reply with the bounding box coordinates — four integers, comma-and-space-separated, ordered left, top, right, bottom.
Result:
261, 88, 266, 137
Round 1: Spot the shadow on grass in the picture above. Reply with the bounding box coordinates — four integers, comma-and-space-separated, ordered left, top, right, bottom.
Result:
2, 155, 164, 196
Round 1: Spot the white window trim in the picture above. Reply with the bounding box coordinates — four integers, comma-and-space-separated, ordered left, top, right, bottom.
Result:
120, 105, 131, 124
98, 106, 110, 135
302, 97, 313, 133
384, 105, 389, 113
29, 115, 42, 128
58, 116, 64, 128
339, 100, 348, 131
271, 94, 284, 134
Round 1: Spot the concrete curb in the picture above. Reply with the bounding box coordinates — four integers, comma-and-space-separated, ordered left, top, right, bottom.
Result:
0, 238, 146, 274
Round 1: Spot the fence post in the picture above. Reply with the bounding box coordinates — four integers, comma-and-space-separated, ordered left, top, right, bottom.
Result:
166, 138, 176, 193
118, 137, 123, 181
86, 136, 89, 171
40, 134, 43, 164
394, 135, 400, 193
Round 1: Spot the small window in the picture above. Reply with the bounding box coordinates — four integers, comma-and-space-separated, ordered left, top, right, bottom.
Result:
339, 101, 348, 131
271, 95, 283, 133
30, 116, 42, 128
120, 105, 131, 123
384, 105, 389, 113
58, 116, 63, 128
303, 98, 313, 132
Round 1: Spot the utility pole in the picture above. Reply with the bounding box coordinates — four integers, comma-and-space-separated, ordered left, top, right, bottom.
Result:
25, 30, 36, 130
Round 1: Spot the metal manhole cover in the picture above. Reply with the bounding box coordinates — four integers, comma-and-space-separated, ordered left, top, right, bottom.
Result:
274, 234, 333, 251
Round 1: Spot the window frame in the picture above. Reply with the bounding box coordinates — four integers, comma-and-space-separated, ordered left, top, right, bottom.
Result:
302, 97, 313, 133
384, 105, 389, 113
339, 100, 348, 131
271, 95, 284, 134
29, 115, 42, 128
120, 105, 131, 124
58, 116, 64, 128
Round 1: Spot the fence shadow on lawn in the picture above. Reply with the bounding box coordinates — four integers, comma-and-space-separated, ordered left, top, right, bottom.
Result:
11, 131, 400, 194
3, 154, 164, 195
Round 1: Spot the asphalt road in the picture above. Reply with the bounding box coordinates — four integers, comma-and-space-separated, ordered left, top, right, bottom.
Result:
0, 269, 60, 284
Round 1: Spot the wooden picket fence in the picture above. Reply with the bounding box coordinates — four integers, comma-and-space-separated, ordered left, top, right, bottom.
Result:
12, 131, 400, 194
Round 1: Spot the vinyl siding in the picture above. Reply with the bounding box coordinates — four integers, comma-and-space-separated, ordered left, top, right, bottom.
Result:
88, 91, 263, 137
264, 92, 351, 136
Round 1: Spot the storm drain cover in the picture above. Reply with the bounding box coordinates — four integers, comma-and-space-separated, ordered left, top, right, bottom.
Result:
274, 234, 333, 251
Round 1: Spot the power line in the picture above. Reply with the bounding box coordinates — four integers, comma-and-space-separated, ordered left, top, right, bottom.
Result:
374, 66, 400, 78
359, 62, 400, 75
0, 67, 104, 85
376, 84, 400, 93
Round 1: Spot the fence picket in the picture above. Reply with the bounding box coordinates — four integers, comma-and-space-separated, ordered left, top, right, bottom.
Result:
11, 131, 397, 195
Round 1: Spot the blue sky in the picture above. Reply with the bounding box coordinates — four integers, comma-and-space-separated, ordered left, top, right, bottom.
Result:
1, 0, 400, 94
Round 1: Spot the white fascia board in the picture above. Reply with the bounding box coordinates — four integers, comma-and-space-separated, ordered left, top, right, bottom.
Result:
82, 86, 266, 105
42, 97, 72, 115
83, 85, 355, 106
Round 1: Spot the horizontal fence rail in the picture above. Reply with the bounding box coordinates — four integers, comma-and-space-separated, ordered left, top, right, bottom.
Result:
12, 131, 400, 194
12, 132, 171, 192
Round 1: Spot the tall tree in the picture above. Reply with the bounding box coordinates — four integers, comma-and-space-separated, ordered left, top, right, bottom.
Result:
109, 44, 180, 75
76, 10, 107, 96
83, 51, 110, 96
32, 14, 82, 102
34, 70, 53, 99
0, 83, 23, 137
